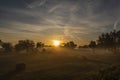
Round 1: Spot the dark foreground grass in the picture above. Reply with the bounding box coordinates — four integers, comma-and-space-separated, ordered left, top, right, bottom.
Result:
0, 48, 120, 80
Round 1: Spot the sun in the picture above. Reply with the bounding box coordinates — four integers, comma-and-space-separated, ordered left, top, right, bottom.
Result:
53, 40, 60, 47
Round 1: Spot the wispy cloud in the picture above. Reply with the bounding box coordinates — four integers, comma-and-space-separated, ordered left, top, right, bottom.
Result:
0, 0, 120, 44
23, 0, 48, 8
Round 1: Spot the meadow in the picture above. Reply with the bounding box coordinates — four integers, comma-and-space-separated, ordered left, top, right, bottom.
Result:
0, 47, 120, 80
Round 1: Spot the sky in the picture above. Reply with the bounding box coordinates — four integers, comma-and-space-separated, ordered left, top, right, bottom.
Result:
0, 0, 120, 45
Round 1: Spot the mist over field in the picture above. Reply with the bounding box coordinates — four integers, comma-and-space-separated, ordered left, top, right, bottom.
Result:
0, 0, 120, 80
0, 47, 120, 80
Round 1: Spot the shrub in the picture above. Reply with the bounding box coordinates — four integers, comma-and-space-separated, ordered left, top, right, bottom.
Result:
15, 63, 26, 72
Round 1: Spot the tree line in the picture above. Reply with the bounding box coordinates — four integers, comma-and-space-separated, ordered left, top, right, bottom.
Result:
0, 40, 45, 53
86, 30, 120, 53
0, 30, 120, 53
0, 39, 77, 53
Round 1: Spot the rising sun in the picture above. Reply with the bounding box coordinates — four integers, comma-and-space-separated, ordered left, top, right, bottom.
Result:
53, 40, 60, 47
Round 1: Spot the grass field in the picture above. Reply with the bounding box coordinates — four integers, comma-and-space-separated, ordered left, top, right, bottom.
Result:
0, 48, 120, 80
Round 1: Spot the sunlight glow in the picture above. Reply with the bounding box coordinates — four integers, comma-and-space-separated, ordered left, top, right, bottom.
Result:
53, 40, 60, 47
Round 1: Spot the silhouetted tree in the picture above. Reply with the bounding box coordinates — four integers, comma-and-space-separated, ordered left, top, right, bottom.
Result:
15, 43, 24, 52
116, 31, 120, 48
2, 42, 13, 52
15, 40, 35, 52
0, 40, 2, 44
89, 41, 96, 53
89, 41, 96, 48
0, 40, 2, 47
36, 42, 44, 48
64, 41, 77, 49
97, 30, 120, 53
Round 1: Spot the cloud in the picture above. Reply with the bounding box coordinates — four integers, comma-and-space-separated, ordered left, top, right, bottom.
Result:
23, 0, 48, 8
0, 0, 120, 44
48, 5, 61, 13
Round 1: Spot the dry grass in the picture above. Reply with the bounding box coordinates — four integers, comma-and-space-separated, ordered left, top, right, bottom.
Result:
0, 48, 120, 80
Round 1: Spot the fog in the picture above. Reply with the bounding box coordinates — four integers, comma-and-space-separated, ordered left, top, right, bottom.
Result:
0, 47, 120, 80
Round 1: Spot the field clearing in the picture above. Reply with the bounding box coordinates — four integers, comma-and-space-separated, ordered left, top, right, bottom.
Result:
0, 48, 120, 80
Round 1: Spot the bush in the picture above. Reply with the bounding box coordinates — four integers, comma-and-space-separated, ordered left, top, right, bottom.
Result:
98, 65, 120, 80
15, 63, 26, 72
